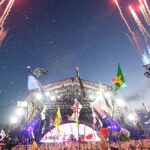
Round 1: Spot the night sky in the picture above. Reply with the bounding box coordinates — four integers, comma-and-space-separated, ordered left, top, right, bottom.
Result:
0, 0, 149, 127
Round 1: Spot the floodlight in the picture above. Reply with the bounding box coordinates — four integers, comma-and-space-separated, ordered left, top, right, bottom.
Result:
16, 108, 24, 116
10, 116, 18, 124
34, 92, 42, 100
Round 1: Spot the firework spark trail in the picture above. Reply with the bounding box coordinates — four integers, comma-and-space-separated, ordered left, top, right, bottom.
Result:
0, 27, 7, 46
114, 0, 142, 53
0, 0, 15, 28
139, 5, 150, 25
114, 0, 135, 36
129, 6, 150, 39
138, 0, 150, 25
0, 0, 15, 47
138, 0, 149, 16
126, 33, 143, 55
144, 0, 150, 16
0, 0, 5, 6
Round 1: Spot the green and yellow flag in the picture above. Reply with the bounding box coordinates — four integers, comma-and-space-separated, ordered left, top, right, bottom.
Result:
54, 106, 61, 133
112, 63, 127, 92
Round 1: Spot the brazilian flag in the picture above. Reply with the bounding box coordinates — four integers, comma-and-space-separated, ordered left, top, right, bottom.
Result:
112, 63, 127, 92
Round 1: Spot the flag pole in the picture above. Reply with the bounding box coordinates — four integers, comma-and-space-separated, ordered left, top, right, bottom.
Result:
77, 106, 80, 150
109, 91, 115, 146
26, 102, 28, 150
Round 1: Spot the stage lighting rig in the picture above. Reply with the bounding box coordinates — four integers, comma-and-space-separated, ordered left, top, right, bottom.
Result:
143, 64, 150, 78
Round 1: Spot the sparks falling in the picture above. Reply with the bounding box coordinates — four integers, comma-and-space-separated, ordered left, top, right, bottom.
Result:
0, 0, 15, 47
129, 6, 150, 39
114, 0, 142, 54
114, 0, 134, 35
138, 0, 150, 25
0, 0, 5, 6
139, 4, 150, 25
143, 0, 150, 17
0, 0, 15, 28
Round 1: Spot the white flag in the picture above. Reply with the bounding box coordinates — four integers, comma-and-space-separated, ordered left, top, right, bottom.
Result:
0, 129, 6, 141
71, 99, 82, 121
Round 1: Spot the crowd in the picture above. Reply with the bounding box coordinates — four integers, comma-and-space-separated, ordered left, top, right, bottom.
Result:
1, 139, 150, 150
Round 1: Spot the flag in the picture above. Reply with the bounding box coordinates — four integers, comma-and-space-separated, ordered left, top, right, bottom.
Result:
28, 75, 50, 107
92, 108, 103, 129
71, 99, 82, 124
0, 129, 6, 141
91, 83, 113, 117
28, 75, 39, 90
32, 140, 38, 150
99, 83, 113, 116
41, 106, 46, 121
54, 106, 61, 133
28, 102, 35, 121
112, 63, 127, 92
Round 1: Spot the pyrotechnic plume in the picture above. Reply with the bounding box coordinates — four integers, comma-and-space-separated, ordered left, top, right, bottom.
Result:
143, 0, 150, 17
148, 45, 150, 54
129, 6, 150, 39
142, 50, 150, 65
114, 0, 142, 53
0, 0, 5, 6
136, 31, 150, 64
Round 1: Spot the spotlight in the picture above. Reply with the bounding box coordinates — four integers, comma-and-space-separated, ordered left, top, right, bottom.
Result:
95, 96, 101, 101
57, 95, 61, 99
16, 108, 24, 117
45, 91, 50, 96
54, 90, 59, 94
89, 95, 95, 100
128, 113, 135, 121
105, 92, 111, 98
10, 116, 18, 124
34, 92, 42, 100
116, 98, 125, 107
50, 95, 56, 101
17, 101, 28, 107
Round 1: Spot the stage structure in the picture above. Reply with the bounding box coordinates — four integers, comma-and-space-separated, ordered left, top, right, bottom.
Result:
15, 77, 137, 143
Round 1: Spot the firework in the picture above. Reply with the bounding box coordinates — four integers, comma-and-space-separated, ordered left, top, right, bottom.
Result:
138, 0, 150, 25
114, 0, 134, 35
0, 0, 15, 47
143, 0, 150, 16
0, 0, 5, 6
0, 27, 7, 47
0, 0, 15, 27
139, 5, 150, 25
114, 0, 142, 53
129, 6, 150, 39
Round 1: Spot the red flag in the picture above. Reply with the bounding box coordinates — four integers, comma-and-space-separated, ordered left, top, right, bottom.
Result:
99, 128, 110, 136
85, 134, 93, 139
